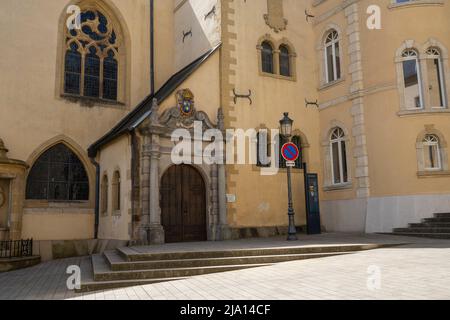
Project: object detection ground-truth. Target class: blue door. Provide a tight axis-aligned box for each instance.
[305,174,322,235]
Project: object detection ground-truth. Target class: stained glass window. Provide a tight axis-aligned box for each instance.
[84,46,100,98]
[64,43,81,94]
[103,50,118,101]
[26,144,89,201]
[63,9,121,101]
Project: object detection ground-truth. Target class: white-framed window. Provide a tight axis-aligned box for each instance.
[423,135,442,171]
[330,128,348,185]
[324,30,341,83]
[426,48,447,108]
[401,49,424,109]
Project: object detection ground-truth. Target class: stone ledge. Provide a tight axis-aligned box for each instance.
[318,78,346,91]
[323,182,353,192]
[388,0,444,10]
[397,109,450,117]
[0,256,41,273]
[417,171,450,178]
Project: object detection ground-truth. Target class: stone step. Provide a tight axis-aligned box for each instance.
[116,244,383,262]
[394,227,450,234]
[77,256,186,293]
[410,222,450,228]
[391,232,450,239]
[92,254,272,282]
[104,250,350,271]
[424,217,450,223]
[77,277,187,293]
[434,213,450,219]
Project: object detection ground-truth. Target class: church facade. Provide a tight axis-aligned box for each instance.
[1,0,450,253]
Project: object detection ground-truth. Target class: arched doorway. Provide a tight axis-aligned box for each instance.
[160,165,207,243]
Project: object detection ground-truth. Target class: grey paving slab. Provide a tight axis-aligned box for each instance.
[0,234,448,300]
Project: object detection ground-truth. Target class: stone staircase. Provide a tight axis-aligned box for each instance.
[393,212,450,239]
[78,243,394,293]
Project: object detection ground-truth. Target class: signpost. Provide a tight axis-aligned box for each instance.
[281,142,300,241]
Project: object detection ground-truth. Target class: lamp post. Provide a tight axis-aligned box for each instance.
[280,112,298,241]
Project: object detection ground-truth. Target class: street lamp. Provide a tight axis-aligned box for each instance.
[279,112,298,241]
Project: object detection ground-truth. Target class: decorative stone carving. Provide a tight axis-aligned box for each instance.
[0,139,8,159]
[158,90,217,131]
[264,0,287,33]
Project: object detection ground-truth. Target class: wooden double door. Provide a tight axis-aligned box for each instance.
[160,165,207,243]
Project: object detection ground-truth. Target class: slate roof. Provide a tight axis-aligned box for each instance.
[88,43,221,157]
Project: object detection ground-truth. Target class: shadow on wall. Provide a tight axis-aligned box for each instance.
[33,239,129,262]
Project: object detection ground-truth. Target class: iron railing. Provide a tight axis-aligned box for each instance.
[0,239,33,259]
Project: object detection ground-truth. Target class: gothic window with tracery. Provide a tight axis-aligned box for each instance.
[26,144,89,201]
[64,9,121,101]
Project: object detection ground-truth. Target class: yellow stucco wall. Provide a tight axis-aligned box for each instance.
[98,135,132,241]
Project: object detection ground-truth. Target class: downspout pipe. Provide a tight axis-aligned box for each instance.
[90,158,100,239]
[150,0,155,95]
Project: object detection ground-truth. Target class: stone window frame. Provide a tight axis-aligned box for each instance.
[416,126,450,177]
[56,0,131,108]
[256,34,297,81]
[100,173,109,216]
[112,169,121,215]
[24,135,96,209]
[322,122,353,191]
[396,39,450,116]
[317,24,345,89]
[253,126,310,172]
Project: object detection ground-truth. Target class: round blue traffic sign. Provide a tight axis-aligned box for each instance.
[281,143,300,162]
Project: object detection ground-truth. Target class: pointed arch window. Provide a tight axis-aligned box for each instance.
[330,128,348,185]
[324,30,341,83]
[26,144,89,201]
[261,41,274,74]
[402,49,424,109]
[426,48,447,108]
[63,9,122,102]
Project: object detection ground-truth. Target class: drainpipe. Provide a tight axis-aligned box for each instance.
[130,131,137,242]
[150,0,155,95]
[90,158,100,239]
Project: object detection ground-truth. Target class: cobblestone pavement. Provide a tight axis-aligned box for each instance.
[0,235,449,300]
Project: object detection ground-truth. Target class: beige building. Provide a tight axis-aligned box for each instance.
[1,0,449,255]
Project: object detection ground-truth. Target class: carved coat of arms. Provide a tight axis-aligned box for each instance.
[177,89,195,117]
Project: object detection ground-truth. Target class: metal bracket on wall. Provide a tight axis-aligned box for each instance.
[305,99,319,109]
[182,29,192,43]
[305,10,315,22]
[204,6,216,20]
[233,89,253,105]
